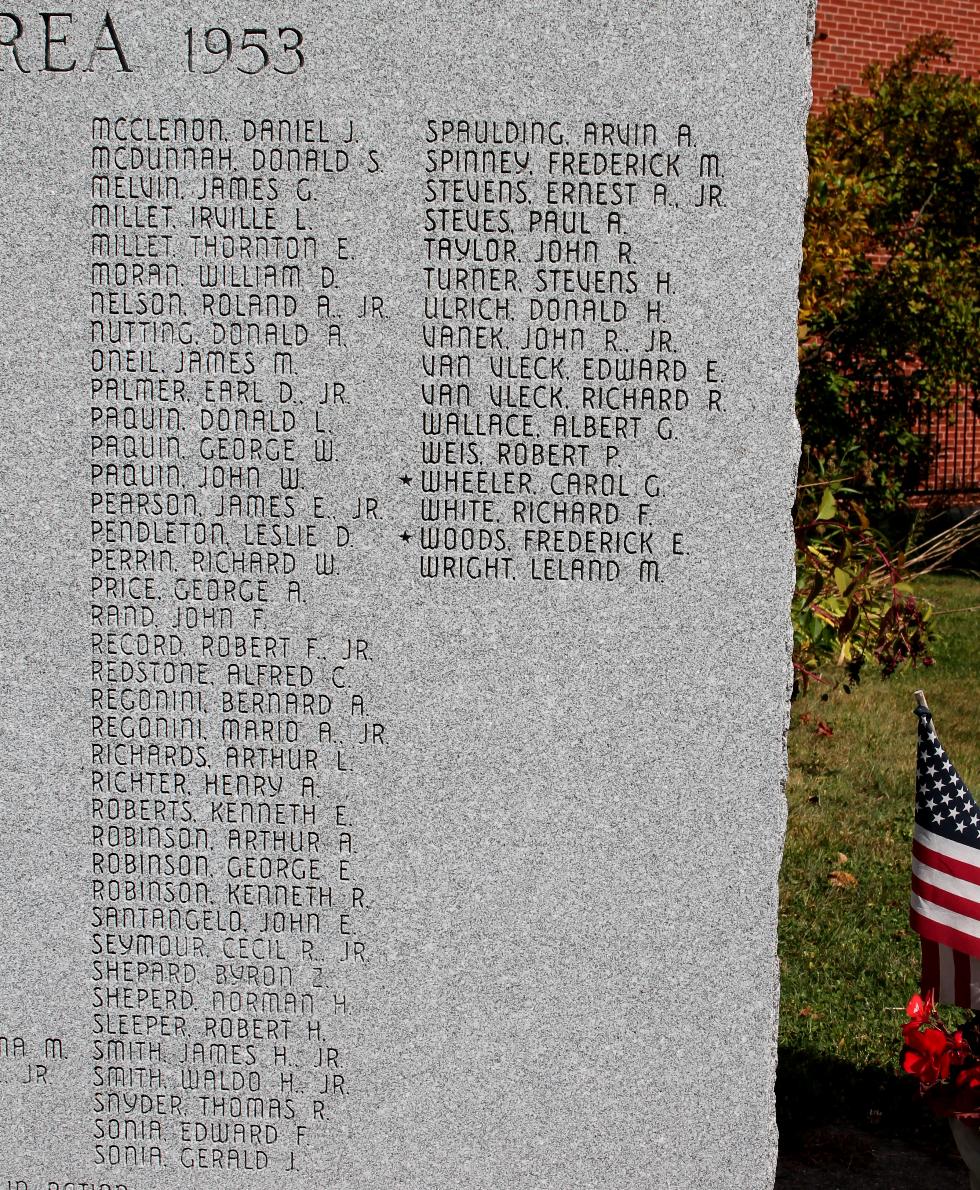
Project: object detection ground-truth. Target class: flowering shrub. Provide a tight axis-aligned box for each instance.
[901,991,980,1118]
[800,36,980,515]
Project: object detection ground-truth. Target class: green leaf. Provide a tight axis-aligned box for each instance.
[817,488,837,521]
[834,567,854,595]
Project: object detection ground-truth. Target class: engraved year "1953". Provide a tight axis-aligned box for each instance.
[185,26,304,74]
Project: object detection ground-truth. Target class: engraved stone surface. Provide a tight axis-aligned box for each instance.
[0,3,808,1186]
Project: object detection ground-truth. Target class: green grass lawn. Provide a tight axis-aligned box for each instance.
[779,572,980,1143]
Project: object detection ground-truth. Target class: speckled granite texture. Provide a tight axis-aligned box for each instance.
[0,3,807,1186]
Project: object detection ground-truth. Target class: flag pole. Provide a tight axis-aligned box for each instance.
[914,689,929,711]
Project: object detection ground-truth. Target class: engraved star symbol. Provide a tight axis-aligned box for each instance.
[399,474,413,485]
[400,531,412,543]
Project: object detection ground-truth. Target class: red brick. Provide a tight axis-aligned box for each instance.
[812,0,980,109]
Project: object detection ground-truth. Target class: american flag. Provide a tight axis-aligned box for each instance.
[911,702,980,1008]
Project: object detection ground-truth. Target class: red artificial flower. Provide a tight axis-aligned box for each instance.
[902,1026,959,1086]
[954,1064,980,1094]
[949,1033,972,1073]
[906,991,935,1028]
[900,988,980,1117]
[928,1061,980,1119]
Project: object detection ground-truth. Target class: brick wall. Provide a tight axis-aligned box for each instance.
[811,0,980,111]
[810,0,980,506]
[912,389,980,505]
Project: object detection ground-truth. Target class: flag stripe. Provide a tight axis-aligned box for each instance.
[911,718,980,1008]
[955,948,971,1006]
[924,943,980,1009]
[911,872,980,924]
[914,836,980,888]
[922,938,940,999]
[941,944,957,1003]
[943,946,957,1004]
[914,825,980,870]
[912,855,980,906]
[911,906,980,961]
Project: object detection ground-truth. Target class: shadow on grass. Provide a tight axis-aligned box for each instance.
[777,1045,954,1158]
